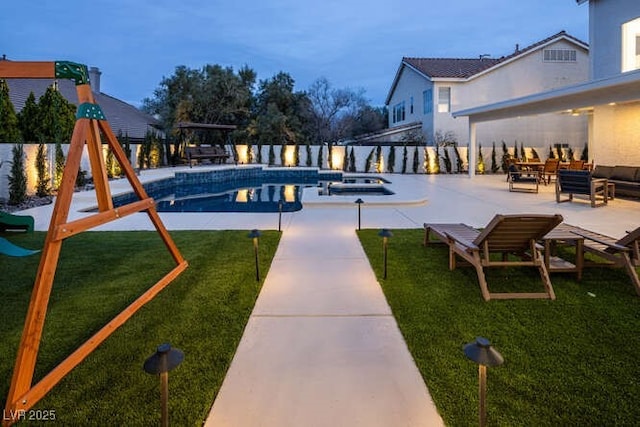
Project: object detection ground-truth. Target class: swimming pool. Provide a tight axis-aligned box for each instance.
[103,167,394,213]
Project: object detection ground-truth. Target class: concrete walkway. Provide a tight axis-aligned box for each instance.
[204,206,444,426]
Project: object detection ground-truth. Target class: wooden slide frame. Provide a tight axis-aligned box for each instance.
[1,61,188,426]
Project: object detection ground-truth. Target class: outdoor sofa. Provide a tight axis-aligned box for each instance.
[591,165,640,198]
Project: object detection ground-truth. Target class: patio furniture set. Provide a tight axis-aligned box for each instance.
[508,160,640,208]
[424,214,640,301]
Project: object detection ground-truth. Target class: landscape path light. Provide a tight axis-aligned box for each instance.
[463,337,504,427]
[355,198,364,231]
[378,228,393,279]
[248,229,262,281]
[143,343,184,427]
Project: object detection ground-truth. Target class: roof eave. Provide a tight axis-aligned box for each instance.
[453,70,640,122]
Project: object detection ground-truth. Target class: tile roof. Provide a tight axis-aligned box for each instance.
[4,77,160,142]
[403,31,588,79]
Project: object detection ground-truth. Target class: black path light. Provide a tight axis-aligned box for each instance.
[463,337,504,427]
[143,343,184,427]
[355,198,364,231]
[248,229,262,281]
[278,200,283,232]
[378,228,393,279]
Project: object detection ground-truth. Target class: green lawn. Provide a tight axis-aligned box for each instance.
[358,229,640,426]
[1,230,280,425]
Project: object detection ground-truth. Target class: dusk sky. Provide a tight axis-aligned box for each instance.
[2,1,589,108]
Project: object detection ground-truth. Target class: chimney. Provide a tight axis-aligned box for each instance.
[88,66,102,93]
[515,43,520,53]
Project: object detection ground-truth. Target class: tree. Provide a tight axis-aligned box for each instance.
[375,145,383,173]
[54,142,65,189]
[305,143,312,167]
[143,64,256,164]
[306,77,374,143]
[501,141,510,173]
[401,146,408,174]
[251,72,310,149]
[387,146,395,173]
[414,147,420,174]
[477,144,485,174]
[365,148,374,173]
[580,143,589,161]
[36,85,76,144]
[316,144,323,169]
[35,143,50,197]
[17,92,39,143]
[491,142,499,173]
[0,79,21,143]
[348,147,356,172]
[8,144,27,205]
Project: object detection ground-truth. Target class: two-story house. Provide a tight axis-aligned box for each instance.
[385,31,589,147]
[455,0,640,174]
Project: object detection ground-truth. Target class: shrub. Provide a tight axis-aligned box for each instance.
[501,141,509,173]
[268,143,275,166]
[54,141,65,189]
[294,144,300,166]
[316,144,323,169]
[580,142,589,161]
[491,142,499,173]
[365,148,374,173]
[443,147,452,173]
[8,143,27,205]
[401,146,408,174]
[305,143,312,166]
[453,145,463,173]
[422,147,430,174]
[375,145,382,173]
[257,143,263,164]
[348,147,356,172]
[35,143,51,197]
[387,146,395,173]
[433,146,441,174]
[477,144,485,174]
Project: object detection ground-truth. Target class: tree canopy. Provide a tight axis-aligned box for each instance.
[0,79,21,143]
[142,64,387,152]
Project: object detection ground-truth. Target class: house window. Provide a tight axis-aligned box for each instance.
[423,89,433,114]
[437,87,450,113]
[622,17,640,72]
[543,49,577,62]
[392,101,405,123]
[410,96,414,114]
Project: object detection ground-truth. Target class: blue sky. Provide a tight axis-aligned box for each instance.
[1,1,589,107]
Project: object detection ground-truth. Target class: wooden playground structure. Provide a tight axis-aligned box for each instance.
[0,61,188,426]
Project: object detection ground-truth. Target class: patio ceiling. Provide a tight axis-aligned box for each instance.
[453,69,640,122]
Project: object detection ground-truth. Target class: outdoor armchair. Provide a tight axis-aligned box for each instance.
[555,169,607,207]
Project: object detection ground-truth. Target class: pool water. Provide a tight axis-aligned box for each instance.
[155,183,304,213]
[101,168,393,213]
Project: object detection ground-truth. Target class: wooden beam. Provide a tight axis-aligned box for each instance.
[52,198,155,241]
[0,61,55,79]
[6,261,188,416]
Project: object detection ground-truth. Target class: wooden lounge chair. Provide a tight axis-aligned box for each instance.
[0,237,40,257]
[0,211,35,233]
[556,169,608,207]
[423,214,563,301]
[557,224,640,296]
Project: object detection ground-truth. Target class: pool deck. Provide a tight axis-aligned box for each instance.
[16,165,639,426]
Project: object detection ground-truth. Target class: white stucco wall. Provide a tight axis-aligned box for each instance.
[388,38,589,147]
[590,103,640,166]
[438,39,589,146]
[589,0,640,79]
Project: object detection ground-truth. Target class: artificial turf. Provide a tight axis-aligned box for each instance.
[358,228,640,426]
[1,230,280,425]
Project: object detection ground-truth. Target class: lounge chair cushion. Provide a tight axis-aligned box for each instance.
[610,166,639,182]
[591,165,614,179]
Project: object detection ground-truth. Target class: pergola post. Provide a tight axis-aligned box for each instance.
[468,120,477,178]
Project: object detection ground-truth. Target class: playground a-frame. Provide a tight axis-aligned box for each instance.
[0,61,188,426]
